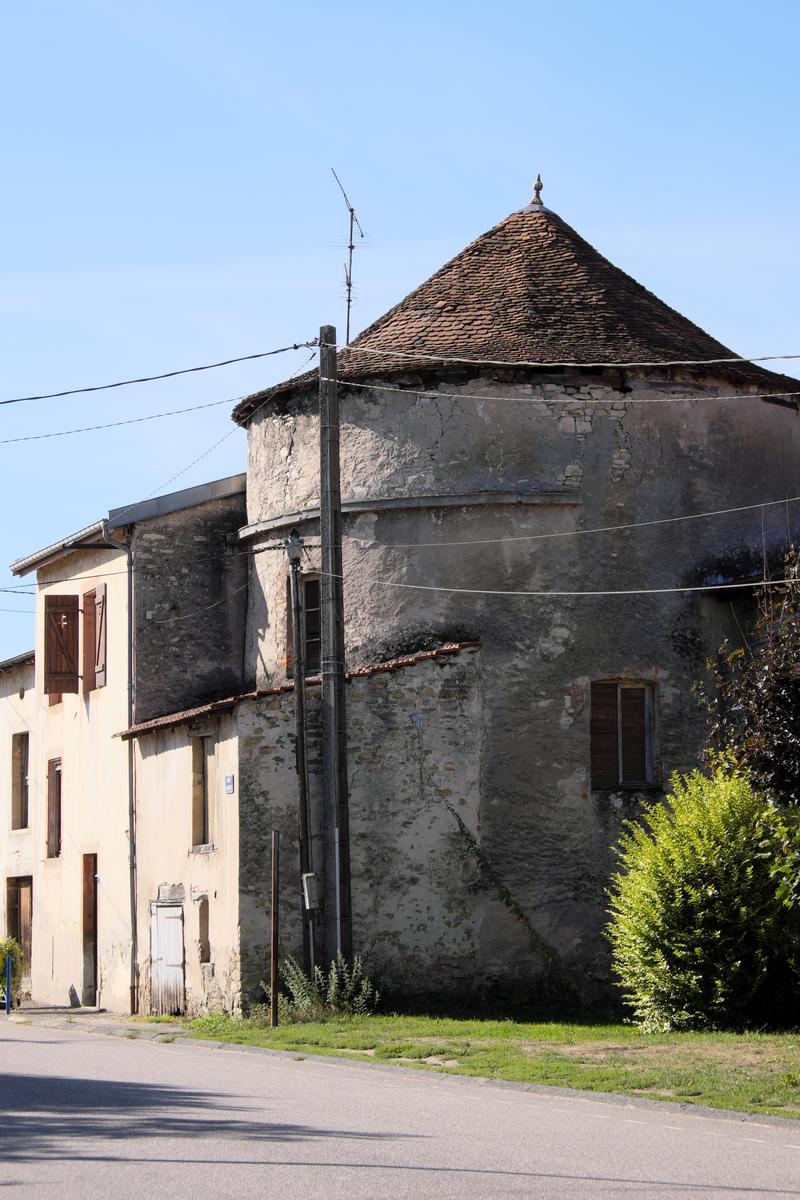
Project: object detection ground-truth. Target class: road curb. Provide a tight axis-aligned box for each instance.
[10,1011,795,1131]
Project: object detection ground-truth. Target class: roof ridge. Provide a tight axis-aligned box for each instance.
[233,203,798,423]
[118,640,481,739]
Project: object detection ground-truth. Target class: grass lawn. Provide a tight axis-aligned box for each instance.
[186,1012,800,1119]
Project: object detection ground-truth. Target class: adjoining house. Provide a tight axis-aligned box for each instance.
[2,475,246,1013]
[0,651,36,999]
[5,185,799,1015]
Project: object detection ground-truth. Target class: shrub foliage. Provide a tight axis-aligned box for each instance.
[261,953,381,1023]
[0,938,23,1008]
[696,552,800,805]
[607,768,800,1031]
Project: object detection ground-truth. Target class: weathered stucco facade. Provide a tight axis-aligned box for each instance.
[5,475,247,1013]
[7,190,798,1016]
[233,193,800,1003]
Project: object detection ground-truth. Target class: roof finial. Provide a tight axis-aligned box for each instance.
[531,174,543,207]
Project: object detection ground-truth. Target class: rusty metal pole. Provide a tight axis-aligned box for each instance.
[270,830,280,1028]
[319,325,353,963]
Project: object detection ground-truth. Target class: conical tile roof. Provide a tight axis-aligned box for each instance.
[233,200,797,423]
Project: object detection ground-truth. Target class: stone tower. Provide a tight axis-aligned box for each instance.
[232,186,800,1002]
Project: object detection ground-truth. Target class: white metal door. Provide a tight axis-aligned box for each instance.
[150,903,185,1015]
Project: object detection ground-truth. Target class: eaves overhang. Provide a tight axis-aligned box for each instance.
[0,649,35,673]
[9,521,106,577]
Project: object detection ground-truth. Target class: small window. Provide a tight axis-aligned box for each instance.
[286,575,322,678]
[590,681,656,789]
[191,737,214,847]
[303,578,321,675]
[198,897,210,964]
[46,758,62,858]
[11,733,29,830]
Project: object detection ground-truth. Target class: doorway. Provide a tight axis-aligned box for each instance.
[150,903,185,1015]
[82,854,98,1006]
[6,877,32,996]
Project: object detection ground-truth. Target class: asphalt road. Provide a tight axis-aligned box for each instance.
[2,1020,800,1198]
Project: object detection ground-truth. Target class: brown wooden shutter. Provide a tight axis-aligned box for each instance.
[620,686,648,784]
[44,595,79,694]
[82,589,96,695]
[591,681,619,788]
[94,584,107,688]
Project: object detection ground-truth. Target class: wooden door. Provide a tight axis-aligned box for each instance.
[150,904,185,1016]
[15,878,32,988]
[82,855,98,1006]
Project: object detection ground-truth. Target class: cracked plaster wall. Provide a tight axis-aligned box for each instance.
[243,371,800,999]
[236,650,482,1004]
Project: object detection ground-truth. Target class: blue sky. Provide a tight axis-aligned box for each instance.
[1,0,798,658]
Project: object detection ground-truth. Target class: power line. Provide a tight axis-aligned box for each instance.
[0,396,243,445]
[106,349,319,529]
[0,607,35,614]
[317,569,794,600]
[346,494,800,550]
[4,353,317,586]
[0,340,318,407]
[337,345,800,370]
[330,377,800,407]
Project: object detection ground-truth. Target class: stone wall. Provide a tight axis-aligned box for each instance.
[132,493,247,722]
[236,648,483,1005]
[241,370,800,1002]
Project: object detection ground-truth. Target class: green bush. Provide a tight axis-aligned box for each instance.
[0,938,23,1008]
[263,953,381,1023]
[607,767,800,1031]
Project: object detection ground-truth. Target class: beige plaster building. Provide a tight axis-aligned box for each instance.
[4,475,246,1013]
[0,651,36,998]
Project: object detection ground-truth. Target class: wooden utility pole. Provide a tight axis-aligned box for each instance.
[319,325,353,962]
[270,830,280,1027]
[286,530,314,975]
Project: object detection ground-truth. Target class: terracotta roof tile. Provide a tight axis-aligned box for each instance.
[233,205,796,423]
[117,641,480,739]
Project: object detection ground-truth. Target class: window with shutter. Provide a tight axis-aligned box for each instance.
[285,574,321,678]
[591,681,656,790]
[46,759,62,858]
[44,595,79,694]
[303,578,321,675]
[82,589,96,695]
[94,584,107,688]
[11,732,29,830]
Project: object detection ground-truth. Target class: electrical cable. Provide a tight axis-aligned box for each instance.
[4,480,795,589]
[330,378,800,407]
[0,396,244,445]
[316,570,794,600]
[346,495,800,549]
[1,340,318,407]
[4,353,319,592]
[105,349,319,529]
[336,345,800,371]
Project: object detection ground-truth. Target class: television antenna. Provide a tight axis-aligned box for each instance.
[331,168,365,345]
